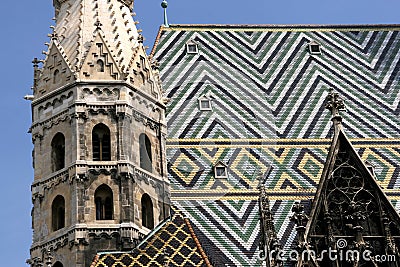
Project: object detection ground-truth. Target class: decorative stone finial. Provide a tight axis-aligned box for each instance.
[32,58,40,68]
[161,0,169,27]
[50,31,58,41]
[325,88,345,121]
[94,19,103,30]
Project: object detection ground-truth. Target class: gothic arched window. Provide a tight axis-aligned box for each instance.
[53,262,64,267]
[139,133,152,172]
[97,59,105,72]
[51,133,65,172]
[141,194,154,229]
[92,124,111,161]
[52,195,65,231]
[95,185,113,220]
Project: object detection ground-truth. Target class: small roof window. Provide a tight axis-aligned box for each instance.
[186,40,199,54]
[198,95,212,111]
[308,41,321,55]
[214,161,228,179]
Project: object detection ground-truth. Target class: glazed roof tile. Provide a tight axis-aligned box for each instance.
[152,25,400,266]
[91,212,211,267]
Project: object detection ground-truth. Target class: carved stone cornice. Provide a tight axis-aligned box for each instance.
[72,101,161,130]
[35,91,74,112]
[134,167,168,190]
[31,110,71,141]
[87,167,118,180]
[132,109,159,131]
[31,162,169,201]
[29,223,146,254]
[32,169,69,200]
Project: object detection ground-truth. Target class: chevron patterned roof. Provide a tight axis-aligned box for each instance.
[151,24,400,266]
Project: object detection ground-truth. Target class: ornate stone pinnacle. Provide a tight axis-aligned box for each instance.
[325,88,345,119]
[32,58,40,67]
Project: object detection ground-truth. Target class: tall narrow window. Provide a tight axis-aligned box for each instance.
[141,194,154,229]
[53,69,60,84]
[51,133,65,172]
[139,133,152,172]
[52,195,65,231]
[53,262,64,267]
[97,59,105,72]
[140,72,146,84]
[95,185,113,220]
[92,124,111,161]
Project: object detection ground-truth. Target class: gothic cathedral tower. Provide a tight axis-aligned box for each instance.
[27,0,169,266]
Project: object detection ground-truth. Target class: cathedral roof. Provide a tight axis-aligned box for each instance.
[152,24,400,266]
[90,212,211,267]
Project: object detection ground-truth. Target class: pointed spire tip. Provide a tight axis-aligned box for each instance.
[325,88,346,123]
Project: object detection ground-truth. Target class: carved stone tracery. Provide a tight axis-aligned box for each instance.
[310,139,400,266]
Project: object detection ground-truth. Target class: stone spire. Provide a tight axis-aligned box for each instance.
[51,0,139,74]
[34,0,162,100]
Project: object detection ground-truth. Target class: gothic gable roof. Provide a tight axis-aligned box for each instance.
[295,92,400,265]
[36,39,75,97]
[306,131,400,241]
[80,32,122,80]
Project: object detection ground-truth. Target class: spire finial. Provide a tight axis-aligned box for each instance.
[50,25,58,41]
[325,88,345,123]
[161,0,169,27]
[94,18,103,30]
[32,58,40,68]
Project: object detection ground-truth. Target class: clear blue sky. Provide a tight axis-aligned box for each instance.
[0,0,399,266]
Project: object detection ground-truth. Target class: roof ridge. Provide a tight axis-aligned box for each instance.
[167,23,400,28]
[150,25,166,58]
[135,215,171,249]
[184,218,213,267]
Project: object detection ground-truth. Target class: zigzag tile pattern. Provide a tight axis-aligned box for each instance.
[153,25,400,266]
[167,141,400,191]
[155,26,400,139]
